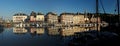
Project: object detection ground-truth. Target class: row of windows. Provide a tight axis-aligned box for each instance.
[14,17,26,18]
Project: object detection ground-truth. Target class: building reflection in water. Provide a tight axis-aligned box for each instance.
[60,27,86,36]
[0,27,4,34]
[47,27,60,36]
[47,26,100,36]
[13,26,100,37]
[13,27,44,36]
[13,27,27,34]
[60,26,100,36]
[30,27,44,35]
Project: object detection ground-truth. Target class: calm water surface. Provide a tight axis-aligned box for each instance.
[0,26,119,46]
[0,27,71,46]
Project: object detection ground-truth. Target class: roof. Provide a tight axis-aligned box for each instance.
[37,12,44,15]
[75,12,84,15]
[60,12,75,15]
[13,13,28,16]
[46,12,57,16]
[30,11,36,16]
[60,12,85,16]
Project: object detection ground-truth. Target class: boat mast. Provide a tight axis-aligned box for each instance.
[96,0,99,15]
[96,0,99,31]
[117,0,119,23]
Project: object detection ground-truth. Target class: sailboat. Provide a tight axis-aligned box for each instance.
[68,0,120,46]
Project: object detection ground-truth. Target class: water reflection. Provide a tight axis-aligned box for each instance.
[60,27,85,36]
[13,26,100,37]
[13,27,45,36]
[47,27,60,36]
[60,26,100,36]
[0,26,4,34]
[13,27,27,34]
[1,25,119,46]
[30,28,44,35]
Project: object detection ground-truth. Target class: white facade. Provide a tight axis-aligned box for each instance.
[36,15,44,22]
[13,13,27,23]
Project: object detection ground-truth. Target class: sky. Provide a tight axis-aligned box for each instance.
[0,0,119,20]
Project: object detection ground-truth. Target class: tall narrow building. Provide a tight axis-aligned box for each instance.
[30,11,36,22]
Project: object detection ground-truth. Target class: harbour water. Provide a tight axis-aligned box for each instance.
[0,27,66,46]
[0,25,119,46]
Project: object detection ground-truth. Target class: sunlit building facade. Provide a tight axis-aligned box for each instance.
[60,13,74,24]
[46,12,58,24]
[36,13,44,22]
[73,13,85,24]
[13,13,28,23]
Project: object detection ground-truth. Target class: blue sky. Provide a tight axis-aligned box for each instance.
[0,0,119,20]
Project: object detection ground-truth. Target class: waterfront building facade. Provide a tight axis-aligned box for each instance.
[13,11,101,25]
[46,12,58,24]
[30,11,36,22]
[13,13,28,23]
[73,13,85,24]
[36,13,44,23]
[60,13,74,24]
